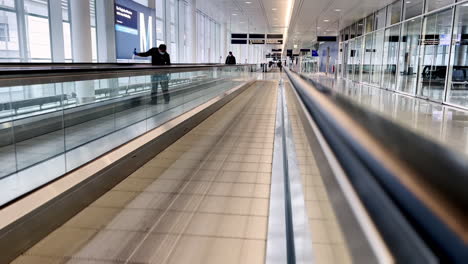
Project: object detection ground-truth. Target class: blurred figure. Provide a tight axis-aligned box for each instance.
[277,61,283,72]
[134,44,171,104]
[225,51,236,65]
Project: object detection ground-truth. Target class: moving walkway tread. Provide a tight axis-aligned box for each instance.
[12,80,277,264]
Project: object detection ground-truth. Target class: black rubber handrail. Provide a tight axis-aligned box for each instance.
[285,68,468,263]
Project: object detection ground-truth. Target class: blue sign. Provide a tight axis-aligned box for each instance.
[115,0,156,60]
[312,50,319,57]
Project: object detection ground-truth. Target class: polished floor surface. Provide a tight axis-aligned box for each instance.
[13,80,277,264]
[307,74,468,157]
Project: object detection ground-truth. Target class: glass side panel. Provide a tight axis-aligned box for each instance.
[383,25,401,90]
[397,18,422,94]
[417,9,453,101]
[0,66,255,206]
[356,19,364,37]
[348,40,355,79]
[447,4,468,107]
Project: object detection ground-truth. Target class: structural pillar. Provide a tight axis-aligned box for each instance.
[70,0,94,103]
[96,0,117,62]
[48,0,65,62]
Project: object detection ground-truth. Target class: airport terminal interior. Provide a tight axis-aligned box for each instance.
[0,0,467,263]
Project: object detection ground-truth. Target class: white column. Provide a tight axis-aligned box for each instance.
[48,0,65,62]
[96,0,116,62]
[70,0,93,62]
[190,0,197,62]
[70,0,94,103]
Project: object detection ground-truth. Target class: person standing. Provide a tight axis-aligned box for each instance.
[277,61,283,72]
[134,44,171,104]
[225,51,236,65]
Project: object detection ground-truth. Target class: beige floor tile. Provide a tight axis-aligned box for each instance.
[199,196,251,215]
[312,244,335,264]
[113,178,155,192]
[309,220,331,244]
[92,190,139,208]
[27,227,98,258]
[64,207,120,230]
[218,171,257,184]
[245,216,268,239]
[186,213,248,238]
[239,239,266,264]
[249,198,269,216]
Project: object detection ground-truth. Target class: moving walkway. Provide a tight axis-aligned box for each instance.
[0,64,466,263]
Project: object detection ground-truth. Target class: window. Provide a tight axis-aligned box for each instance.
[356,19,364,37]
[0,10,19,61]
[0,0,14,9]
[0,23,9,42]
[404,0,424,19]
[387,0,402,26]
[90,0,97,61]
[397,18,422,94]
[61,0,72,61]
[375,7,387,30]
[447,4,468,107]
[417,9,453,101]
[366,14,374,33]
[382,25,400,89]
[426,0,454,12]
[372,30,385,85]
[24,0,51,61]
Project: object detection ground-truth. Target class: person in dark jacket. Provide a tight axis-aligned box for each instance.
[277,61,283,72]
[134,44,171,104]
[225,52,236,65]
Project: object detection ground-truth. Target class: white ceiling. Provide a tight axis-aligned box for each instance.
[198,0,396,51]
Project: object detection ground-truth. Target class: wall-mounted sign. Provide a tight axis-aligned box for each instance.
[249,39,265,44]
[115,0,156,60]
[300,49,311,52]
[312,50,319,57]
[272,49,282,52]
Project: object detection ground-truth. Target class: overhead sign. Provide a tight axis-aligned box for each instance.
[300,49,311,52]
[115,0,156,60]
[272,48,282,52]
[312,50,319,57]
[317,36,337,42]
[287,49,293,57]
[249,34,265,39]
[267,34,283,39]
[249,39,265,44]
[231,39,247,44]
[232,33,248,38]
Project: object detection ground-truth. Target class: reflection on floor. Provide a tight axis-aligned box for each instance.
[306,74,468,157]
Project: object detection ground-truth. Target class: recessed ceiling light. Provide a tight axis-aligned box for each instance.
[317,27,321,29]
[272,8,277,11]
[323,19,329,22]
[232,13,237,15]
[245,1,252,3]
[334,9,341,12]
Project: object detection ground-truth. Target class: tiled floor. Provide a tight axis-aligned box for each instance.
[284,80,353,264]
[13,80,277,264]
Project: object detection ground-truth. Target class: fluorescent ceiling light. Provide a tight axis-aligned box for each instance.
[334,9,341,12]
[323,19,329,22]
[245,1,252,3]
[232,13,237,15]
[272,8,277,11]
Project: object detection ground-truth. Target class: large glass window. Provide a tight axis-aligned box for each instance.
[0,9,20,61]
[0,0,14,9]
[90,0,97,62]
[426,0,454,12]
[404,0,424,19]
[382,25,400,89]
[366,14,374,33]
[397,18,422,94]
[387,0,402,26]
[363,34,374,83]
[350,23,356,39]
[356,19,364,37]
[24,0,51,61]
[347,40,355,79]
[372,30,385,85]
[375,7,387,30]
[61,0,71,61]
[354,37,363,81]
[417,9,453,101]
[447,4,468,106]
